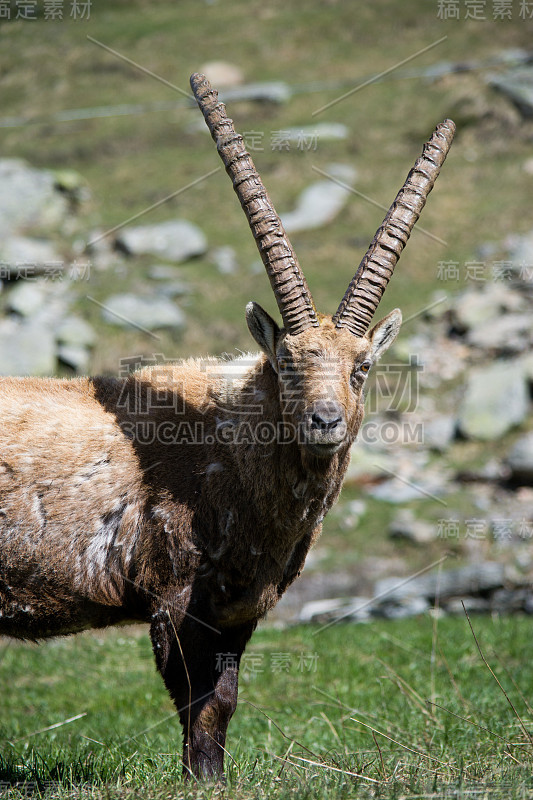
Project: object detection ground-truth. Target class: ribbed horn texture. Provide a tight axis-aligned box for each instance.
[333,119,455,337]
[190,73,319,336]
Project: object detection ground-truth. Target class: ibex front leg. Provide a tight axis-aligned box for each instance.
[150,605,253,780]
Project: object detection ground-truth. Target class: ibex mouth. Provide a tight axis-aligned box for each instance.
[306,441,345,458]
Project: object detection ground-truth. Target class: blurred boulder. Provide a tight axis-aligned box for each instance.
[55,316,96,347]
[423,415,456,452]
[220,82,291,104]
[101,293,186,331]
[281,164,356,233]
[507,432,533,485]
[211,245,238,275]
[57,344,90,372]
[374,562,505,604]
[466,312,533,355]
[0,236,63,277]
[280,123,349,143]
[457,361,529,440]
[0,158,69,238]
[155,281,191,298]
[490,66,533,119]
[7,278,70,319]
[198,61,244,88]
[116,220,207,263]
[0,316,56,376]
[388,509,438,544]
[451,283,526,333]
[368,474,446,504]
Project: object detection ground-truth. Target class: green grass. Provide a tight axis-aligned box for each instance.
[1,616,533,798]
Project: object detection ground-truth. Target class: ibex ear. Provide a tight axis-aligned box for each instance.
[368,308,402,361]
[246,301,281,371]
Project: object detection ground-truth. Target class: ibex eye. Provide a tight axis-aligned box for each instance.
[360,361,371,374]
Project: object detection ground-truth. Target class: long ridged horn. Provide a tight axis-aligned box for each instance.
[190,73,319,336]
[333,119,455,337]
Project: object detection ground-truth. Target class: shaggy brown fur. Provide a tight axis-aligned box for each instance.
[0,308,400,778]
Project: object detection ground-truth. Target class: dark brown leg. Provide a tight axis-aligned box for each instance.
[150,607,254,780]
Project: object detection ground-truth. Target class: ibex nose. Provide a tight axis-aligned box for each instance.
[310,401,344,433]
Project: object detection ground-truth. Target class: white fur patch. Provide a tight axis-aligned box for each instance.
[206,462,224,477]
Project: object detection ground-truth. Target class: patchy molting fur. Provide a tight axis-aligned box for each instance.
[0,311,399,777]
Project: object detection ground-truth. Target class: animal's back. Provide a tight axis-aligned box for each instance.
[0,377,147,638]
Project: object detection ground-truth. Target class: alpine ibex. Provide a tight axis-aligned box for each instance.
[0,73,455,780]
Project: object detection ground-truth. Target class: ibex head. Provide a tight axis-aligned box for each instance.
[191,73,455,459]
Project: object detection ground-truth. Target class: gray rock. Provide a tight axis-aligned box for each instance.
[0,236,63,278]
[507,432,533,484]
[388,509,437,545]
[299,596,372,624]
[490,588,530,613]
[101,293,186,331]
[0,159,69,238]
[198,61,244,88]
[452,289,500,331]
[444,597,491,615]
[525,595,533,614]
[343,597,374,622]
[505,230,533,269]
[7,279,50,317]
[374,562,505,604]
[367,476,446,504]
[55,316,96,347]
[325,163,358,184]
[57,344,90,372]
[211,246,238,275]
[517,351,533,385]
[0,316,56,376]
[298,598,345,624]
[457,361,529,440]
[423,415,456,452]
[466,313,533,354]
[490,66,533,119]
[375,596,430,620]
[155,281,191,298]
[7,278,69,319]
[338,499,367,530]
[281,165,356,233]
[116,220,207,263]
[451,283,526,332]
[457,458,511,484]
[219,82,291,104]
[280,123,349,143]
